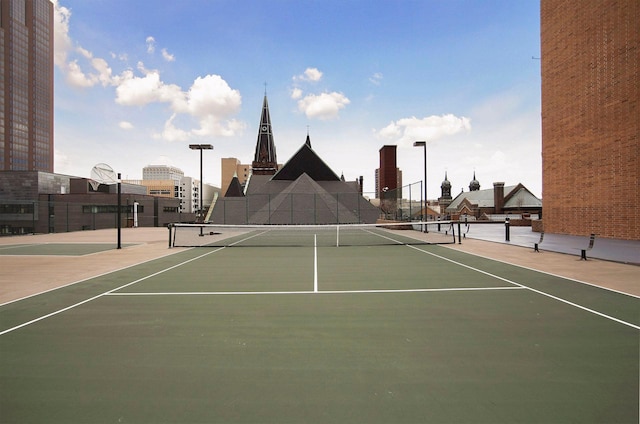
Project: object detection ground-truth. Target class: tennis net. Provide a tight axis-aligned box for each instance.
[169,221,461,248]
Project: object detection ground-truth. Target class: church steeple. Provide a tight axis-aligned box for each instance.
[469,171,480,191]
[252,94,278,175]
[441,171,452,200]
[305,126,312,148]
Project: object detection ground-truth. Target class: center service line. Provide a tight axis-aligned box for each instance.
[314,234,318,293]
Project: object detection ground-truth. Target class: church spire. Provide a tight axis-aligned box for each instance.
[469,171,480,191]
[252,94,278,175]
[305,126,312,148]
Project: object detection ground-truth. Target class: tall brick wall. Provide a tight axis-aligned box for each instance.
[541,0,639,240]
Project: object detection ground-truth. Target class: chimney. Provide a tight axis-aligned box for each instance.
[358,176,363,195]
[493,182,505,214]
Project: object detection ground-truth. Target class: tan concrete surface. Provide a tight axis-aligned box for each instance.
[0,228,638,305]
[0,228,184,304]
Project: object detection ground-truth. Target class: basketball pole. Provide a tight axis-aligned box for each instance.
[117,173,122,249]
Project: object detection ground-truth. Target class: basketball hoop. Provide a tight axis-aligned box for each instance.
[88,179,101,191]
[90,163,119,189]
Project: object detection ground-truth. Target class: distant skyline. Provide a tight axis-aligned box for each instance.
[53,0,541,198]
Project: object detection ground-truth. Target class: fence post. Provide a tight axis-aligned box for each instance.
[505,218,510,242]
[32,201,37,234]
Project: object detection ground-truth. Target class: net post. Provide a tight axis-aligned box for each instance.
[168,223,173,248]
[336,224,340,247]
[457,221,462,244]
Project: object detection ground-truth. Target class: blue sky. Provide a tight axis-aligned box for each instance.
[53,0,541,198]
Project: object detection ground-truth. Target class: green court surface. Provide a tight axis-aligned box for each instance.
[0,243,136,256]
[1,238,638,423]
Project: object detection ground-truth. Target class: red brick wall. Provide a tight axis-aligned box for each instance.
[541,0,639,240]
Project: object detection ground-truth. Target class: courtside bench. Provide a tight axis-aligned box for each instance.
[579,233,597,260]
[534,232,544,252]
[534,232,597,260]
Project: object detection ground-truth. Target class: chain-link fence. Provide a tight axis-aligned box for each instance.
[209,181,427,225]
[374,181,427,221]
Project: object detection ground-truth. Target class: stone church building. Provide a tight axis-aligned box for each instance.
[210,96,379,225]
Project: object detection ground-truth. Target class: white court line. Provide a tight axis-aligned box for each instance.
[357,229,639,331]
[0,243,40,251]
[0,247,185,307]
[3,230,637,334]
[405,244,640,331]
[0,247,227,336]
[314,234,318,293]
[441,245,640,299]
[106,286,524,296]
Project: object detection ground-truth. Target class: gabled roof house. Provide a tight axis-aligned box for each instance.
[445,181,541,218]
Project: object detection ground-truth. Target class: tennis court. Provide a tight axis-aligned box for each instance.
[1,226,638,423]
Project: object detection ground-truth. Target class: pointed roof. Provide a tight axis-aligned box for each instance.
[224,173,244,197]
[272,139,340,181]
[252,95,278,174]
[441,171,451,188]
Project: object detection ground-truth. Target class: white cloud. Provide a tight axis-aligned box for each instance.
[192,117,246,138]
[119,121,134,130]
[53,3,244,141]
[295,67,323,82]
[161,48,175,62]
[53,0,73,68]
[185,75,241,118]
[291,87,303,100]
[155,114,190,142]
[297,92,350,120]
[183,75,244,137]
[115,70,185,108]
[146,36,156,54]
[376,114,471,146]
[369,72,383,85]
[65,60,96,87]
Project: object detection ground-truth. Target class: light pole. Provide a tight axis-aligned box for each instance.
[413,141,427,231]
[189,144,213,223]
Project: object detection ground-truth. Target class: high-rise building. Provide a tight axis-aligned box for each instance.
[142,164,184,185]
[1,0,54,172]
[541,0,638,240]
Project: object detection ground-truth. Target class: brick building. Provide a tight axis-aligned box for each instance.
[0,171,186,234]
[1,0,54,172]
[540,0,638,240]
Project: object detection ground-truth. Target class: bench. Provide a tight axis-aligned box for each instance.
[534,232,544,252]
[579,233,596,260]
